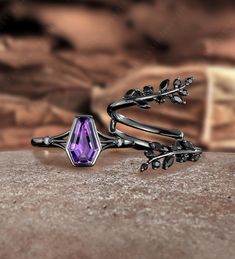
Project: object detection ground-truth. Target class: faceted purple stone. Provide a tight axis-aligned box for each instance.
[66,116,101,166]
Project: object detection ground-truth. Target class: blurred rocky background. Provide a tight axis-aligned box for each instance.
[0,0,234,150]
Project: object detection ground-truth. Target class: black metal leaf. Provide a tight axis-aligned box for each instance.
[174,140,182,150]
[173,78,181,88]
[149,142,162,150]
[135,100,150,109]
[191,154,200,161]
[144,150,155,158]
[140,162,148,172]
[172,95,185,104]
[124,89,141,99]
[162,155,174,169]
[179,140,194,150]
[179,89,188,96]
[143,85,154,95]
[186,77,193,85]
[160,145,169,152]
[124,89,135,98]
[152,160,161,170]
[159,79,169,92]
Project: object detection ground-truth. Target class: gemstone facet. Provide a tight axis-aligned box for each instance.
[66,116,101,166]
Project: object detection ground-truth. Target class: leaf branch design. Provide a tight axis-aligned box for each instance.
[123,76,202,172]
[110,76,202,172]
[140,140,202,172]
[124,77,193,108]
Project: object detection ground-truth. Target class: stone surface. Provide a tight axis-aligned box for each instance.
[0,150,234,259]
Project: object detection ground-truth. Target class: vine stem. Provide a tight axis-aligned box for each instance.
[147,147,201,165]
[133,81,189,103]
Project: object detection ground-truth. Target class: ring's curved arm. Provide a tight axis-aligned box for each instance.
[106,77,202,171]
[107,104,183,151]
[106,78,192,150]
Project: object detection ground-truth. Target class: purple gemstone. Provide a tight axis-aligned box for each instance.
[66,116,101,166]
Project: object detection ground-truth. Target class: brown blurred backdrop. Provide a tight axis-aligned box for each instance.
[0,0,234,150]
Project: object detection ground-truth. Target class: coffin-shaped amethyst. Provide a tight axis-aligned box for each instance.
[66,116,101,166]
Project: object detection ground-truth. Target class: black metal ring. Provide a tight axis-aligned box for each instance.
[31,77,202,171]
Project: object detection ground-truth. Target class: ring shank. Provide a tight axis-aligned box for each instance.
[107,99,184,150]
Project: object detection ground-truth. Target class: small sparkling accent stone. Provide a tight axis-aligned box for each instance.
[116,138,123,147]
[173,78,181,87]
[44,137,51,145]
[152,160,161,169]
[162,155,174,169]
[124,89,141,99]
[66,116,101,166]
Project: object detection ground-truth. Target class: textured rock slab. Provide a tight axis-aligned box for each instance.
[0,150,234,259]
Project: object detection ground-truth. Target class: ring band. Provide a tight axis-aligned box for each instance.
[31,77,202,172]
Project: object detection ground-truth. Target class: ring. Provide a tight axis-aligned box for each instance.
[31,76,202,172]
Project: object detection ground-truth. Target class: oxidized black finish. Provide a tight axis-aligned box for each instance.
[31,77,202,171]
